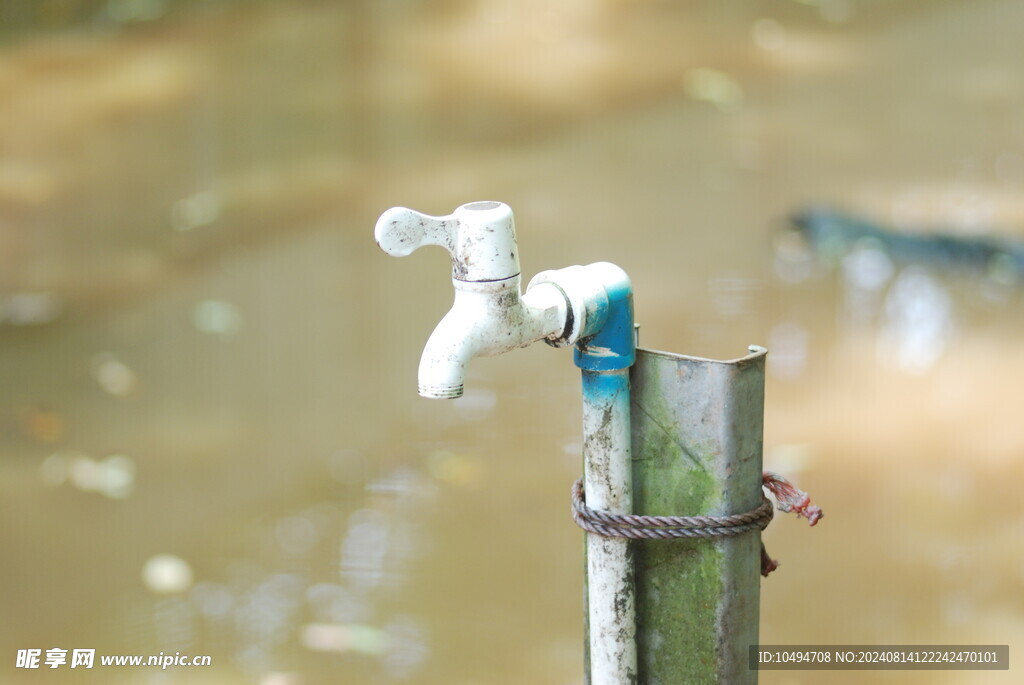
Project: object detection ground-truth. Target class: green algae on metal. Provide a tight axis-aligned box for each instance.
[629,346,766,684]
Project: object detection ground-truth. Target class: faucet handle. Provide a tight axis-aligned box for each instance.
[375,201,520,282]
[374,206,457,258]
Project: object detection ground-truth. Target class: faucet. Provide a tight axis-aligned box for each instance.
[374,201,624,398]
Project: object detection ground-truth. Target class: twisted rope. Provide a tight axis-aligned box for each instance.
[571,478,774,540]
[571,471,823,577]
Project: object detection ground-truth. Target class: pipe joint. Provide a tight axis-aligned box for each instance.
[530,263,635,371]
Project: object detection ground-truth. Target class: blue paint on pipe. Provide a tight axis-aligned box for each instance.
[574,263,636,372]
[581,368,631,403]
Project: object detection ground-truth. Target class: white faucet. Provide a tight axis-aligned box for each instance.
[375,201,626,398]
[375,201,571,398]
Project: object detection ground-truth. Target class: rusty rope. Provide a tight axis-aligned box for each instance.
[571,471,822,577]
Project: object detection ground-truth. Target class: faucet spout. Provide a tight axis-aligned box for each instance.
[417,276,568,399]
[417,315,477,399]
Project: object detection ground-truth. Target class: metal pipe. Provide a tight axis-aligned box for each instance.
[630,346,767,683]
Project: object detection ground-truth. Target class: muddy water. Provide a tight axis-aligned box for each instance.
[2,1,1023,683]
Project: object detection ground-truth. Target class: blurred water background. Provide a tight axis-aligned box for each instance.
[1,1,1023,683]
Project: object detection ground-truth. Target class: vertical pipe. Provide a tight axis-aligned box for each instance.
[582,369,637,685]
[574,263,637,685]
